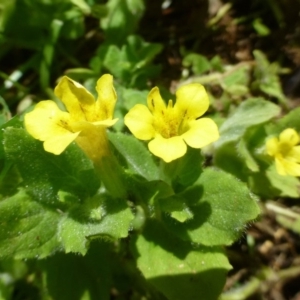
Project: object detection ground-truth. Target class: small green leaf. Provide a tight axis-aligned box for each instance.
[58,196,134,254]
[162,147,203,189]
[100,35,162,87]
[108,132,159,181]
[103,44,126,78]
[100,0,145,44]
[210,55,224,72]
[182,53,211,75]
[238,138,260,172]
[0,190,61,259]
[252,50,286,104]
[132,220,231,300]
[252,18,270,36]
[70,0,91,14]
[0,95,11,126]
[266,164,300,198]
[221,65,250,96]
[3,127,100,203]
[267,107,300,135]
[214,142,248,181]
[215,98,280,148]
[163,168,260,245]
[39,242,112,300]
[121,88,148,111]
[158,195,193,223]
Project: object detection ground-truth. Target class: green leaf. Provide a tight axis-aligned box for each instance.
[132,220,231,300]
[214,142,247,181]
[70,0,91,14]
[100,36,162,88]
[120,88,148,111]
[158,195,193,223]
[0,0,85,48]
[163,168,260,245]
[103,44,127,79]
[99,0,145,44]
[108,131,159,181]
[0,189,61,259]
[39,19,63,89]
[182,53,211,75]
[265,164,300,198]
[237,138,260,172]
[249,165,300,199]
[126,35,163,68]
[39,242,112,300]
[3,127,100,203]
[252,18,270,36]
[215,98,280,148]
[0,189,134,258]
[0,115,23,159]
[162,147,203,189]
[267,106,300,135]
[210,55,224,72]
[58,196,134,254]
[221,65,250,96]
[128,176,173,204]
[252,50,286,104]
[0,95,11,126]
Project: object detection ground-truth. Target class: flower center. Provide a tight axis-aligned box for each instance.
[279,142,293,157]
[153,103,188,139]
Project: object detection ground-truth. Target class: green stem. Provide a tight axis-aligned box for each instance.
[75,127,127,199]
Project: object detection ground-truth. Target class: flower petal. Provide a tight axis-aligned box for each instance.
[175,83,209,119]
[95,74,117,121]
[275,157,300,176]
[274,157,288,175]
[124,104,155,140]
[288,145,300,162]
[75,124,110,161]
[147,87,166,115]
[181,118,219,148]
[24,100,73,141]
[44,132,80,155]
[148,135,187,162]
[266,137,279,156]
[93,118,119,127]
[279,128,300,146]
[54,76,95,122]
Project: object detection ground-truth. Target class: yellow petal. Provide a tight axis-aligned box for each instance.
[274,157,288,175]
[92,118,119,127]
[44,131,80,155]
[266,137,279,156]
[75,125,110,161]
[148,135,187,162]
[147,87,166,115]
[288,145,300,162]
[279,128,300,147]
[24,100,73,141]
[276,157,300,176]
[124,104,155,140]
[181,118,219,148]
[175,83,209,120]
[54,76,95,122]
[95,74,117,121]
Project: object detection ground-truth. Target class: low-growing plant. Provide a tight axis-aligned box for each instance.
[0,74,260,300]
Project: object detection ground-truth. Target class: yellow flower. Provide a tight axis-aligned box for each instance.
[24,74,118,161]
[124,83,219,162]
[266,128,300,176]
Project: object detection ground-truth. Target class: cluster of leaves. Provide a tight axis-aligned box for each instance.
[0,0,299,299]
